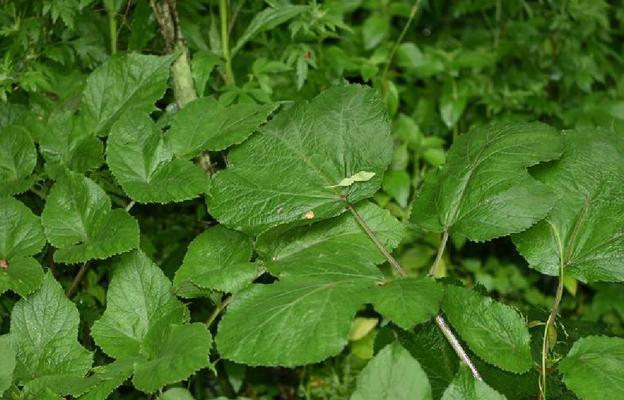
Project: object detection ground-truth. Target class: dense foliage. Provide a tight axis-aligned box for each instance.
[1,0,623,399]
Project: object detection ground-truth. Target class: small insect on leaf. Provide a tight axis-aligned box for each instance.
[326,171,376,188]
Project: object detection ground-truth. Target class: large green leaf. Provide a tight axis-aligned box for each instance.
[559,336,624,400]
[0,335,15,396]
[442,366,506,400]
[91,251,189,359]
[107,112,209,203]
[216,262,382,366]
[0,125,36,195]
[411,122,563,241]
[78,359,135,400]
[0,197,46,296]
[81,53,173,136]
[256,201,406,275]
[372,277,443,330]
[173,225,255,297]
[513,129,624,282]
[441,285,532,373]
[208,84,393,234]
[10,273,92,395]
[41,170,140,263]
[39,111,103,173]
[350,342,432,400]
[166,97,279,158]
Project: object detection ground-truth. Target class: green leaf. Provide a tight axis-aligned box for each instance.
[160,387,196,400]
[41,170,139,263]
[39,111,103,173]
[257,201,406,275]
[513,129,624,282]
[440,92,467,129]
[559,336,624,400]
[133,323,212,393]
[0,335,15,396]
[208,84,393,234]
[10,273,92,395]
[216,262,382,366]
[441,365,506,400]
[166,97,279,158]
[107,112,209,203]
[0,125,36,195]
[411,122,563,241]
[350,342,432,400]
[232,5,308,56]
[441,285,532,373]
[382,170,410,208]
[173,225,255,296]
[372,277,443,330]
[361,14,389,51]
[91,251,189,360]
[192,51,220,97]
[78,359,135,400]
[81,53,173,136]
[0,197,46,296]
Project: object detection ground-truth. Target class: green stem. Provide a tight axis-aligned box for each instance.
[220,0,235,85]
[206,296,231,327]
[381,0,422,83]
[66,262,89,298]
[428,230,448,277]
[105,0,117,54]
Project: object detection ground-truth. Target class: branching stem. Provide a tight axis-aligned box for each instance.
[347,203,481,381]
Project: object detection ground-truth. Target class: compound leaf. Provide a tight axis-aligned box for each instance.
[513,129,624,282]
[91,251,189,360]
[10,273,92,395]
[173,225,255,297]
[0,125,36,195]
[256,201,406,275]
[0,197,46,296]
[107,112,208,203]
[372,277,443,331]
[441,365,506,400]
[441,285,532,373]
[208,84,393,234]
[82,53,173,136]
[41,170,140,263]
[350,342,432,400]
[166,96,279,158]
[411,122,563,241]
[559,336,624,400]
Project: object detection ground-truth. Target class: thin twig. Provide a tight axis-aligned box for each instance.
[206,296,231,327]
[66,262,89,298]
[125,200,136,212]
[348,203,482,381]
[381,0,423,83]
[428,230,448,276]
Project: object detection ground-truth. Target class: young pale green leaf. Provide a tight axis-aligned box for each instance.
[372,277,443,330]
[41,170,140,263]
[441,365,506,400]
[208,84,393,234]
[166,97,279,158]
[350,342,432,400]
[39,111,103,173]
[132,323,212,393]
[327,171,376,188]
[216,262,382,366]
[257,201,406,275]
[173,225,255,296]
[78,358,135,400]
[107,112,209,203]
[10,273,92,394]
[411,122,563,241]
[513,129,624,282]
[232,5,308,56]
[0,125,36,195]
[0,197,46,296]
[91,251,189,360]
[441,286,532,373]
[0,335,15,396]
[559,336,624,400]
[81,53,173,136]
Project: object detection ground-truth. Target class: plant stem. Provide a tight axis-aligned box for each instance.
[381,0,422,83]
[105,0,117,54]
[348,203,482,381]
[206,296,231,327]
[219,0,235,85]
[125,200,136,212]
[66,262,89,298]
[428,230,448,276]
